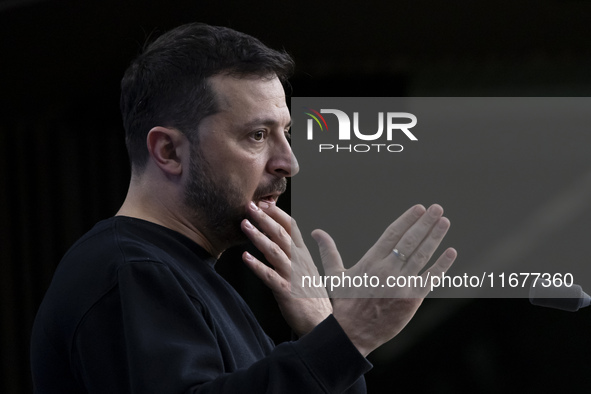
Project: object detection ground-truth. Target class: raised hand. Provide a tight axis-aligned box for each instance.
[241,201,332,337]
[312,204,457,357]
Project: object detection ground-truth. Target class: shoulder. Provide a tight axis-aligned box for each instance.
[62,216,212,270]
[50,216,211,308]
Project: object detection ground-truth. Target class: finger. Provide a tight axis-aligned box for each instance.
[242,251,289,294]
[363,204,426,259]
[257,201,290,229]
[311,229,344,276]
[392,204,444,259]
[401,216,451,274]
[421,248,457,284]
[247,202,291,253]
[241,218,291,276]
[258,202,306,247]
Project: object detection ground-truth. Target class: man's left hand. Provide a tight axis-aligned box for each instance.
[241,201,332,337]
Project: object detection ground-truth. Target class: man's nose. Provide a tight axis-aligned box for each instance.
[267,136,299,177]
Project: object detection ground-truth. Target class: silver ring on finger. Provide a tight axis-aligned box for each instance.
[392,248,408,262]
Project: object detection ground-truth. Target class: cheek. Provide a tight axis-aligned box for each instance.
[201,139,268,194]
[226,158,266,193]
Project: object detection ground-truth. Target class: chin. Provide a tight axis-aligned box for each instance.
[213,216,251,250]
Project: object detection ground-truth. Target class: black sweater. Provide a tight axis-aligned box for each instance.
[31,216,371,393]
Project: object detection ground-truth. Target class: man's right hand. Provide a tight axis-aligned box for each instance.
[312,204,457,357]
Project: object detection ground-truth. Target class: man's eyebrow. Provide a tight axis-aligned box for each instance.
[243,118,292,129]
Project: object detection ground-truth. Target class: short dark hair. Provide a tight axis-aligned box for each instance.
[120,23,294,173]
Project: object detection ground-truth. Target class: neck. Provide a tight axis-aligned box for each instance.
[116,177,224,258]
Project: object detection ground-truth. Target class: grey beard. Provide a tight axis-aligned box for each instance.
[184,152,249,249]
[184,145,288,251]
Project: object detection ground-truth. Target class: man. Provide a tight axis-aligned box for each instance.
[31,23,457,393]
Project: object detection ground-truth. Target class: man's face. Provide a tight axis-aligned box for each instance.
[184,74,298,248]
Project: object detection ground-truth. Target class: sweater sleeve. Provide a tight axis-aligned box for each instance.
[72,261,371,394]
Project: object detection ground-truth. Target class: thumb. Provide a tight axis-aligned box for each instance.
[311,229,344,275]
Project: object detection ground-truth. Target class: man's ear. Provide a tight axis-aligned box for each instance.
[146,126,187,176]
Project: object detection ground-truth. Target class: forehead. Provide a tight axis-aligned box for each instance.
[207,74,290,126]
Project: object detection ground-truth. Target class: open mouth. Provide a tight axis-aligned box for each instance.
[258,194,279,204]
[254,179,287,205]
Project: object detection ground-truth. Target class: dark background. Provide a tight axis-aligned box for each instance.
[2,0,591,393]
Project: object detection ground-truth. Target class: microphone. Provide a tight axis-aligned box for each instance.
[529,279,591,312]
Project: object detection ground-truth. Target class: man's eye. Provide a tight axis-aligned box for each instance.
[253,131,265,141]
